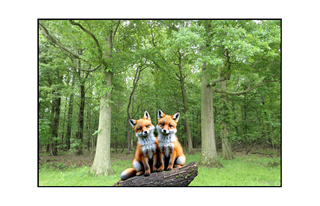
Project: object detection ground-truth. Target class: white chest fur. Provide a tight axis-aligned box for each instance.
[158,133,176,157]
[138,135,157,159]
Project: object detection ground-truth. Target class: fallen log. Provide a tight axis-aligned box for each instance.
[113,161,198,186]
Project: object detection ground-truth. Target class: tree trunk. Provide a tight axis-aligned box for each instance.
[178,52,193,154]
[114,100,119,153]
[89,70,115,175]
[86,109,93,152]
[126,122,131,154]
[199,65,222,168]
[49,93,55,156]
[130,91,135,150]
[220,80,234,160]
[50,94,61,156]
[113,162,198,186]
[185,117,193,154]
[76,82,85,155]
[65,75,75,151]
[244,93,248,153]
[61,97,67,150]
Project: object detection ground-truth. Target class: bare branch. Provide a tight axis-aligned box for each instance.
[80,64,101,72]
[69,20,103,60]
[208,76,231,87]
[175,72,181,80]
[39,22,81,60]
[151,31,157,47]
[252,54,266,68]
[113,20,121,42]
[183,74,187,80]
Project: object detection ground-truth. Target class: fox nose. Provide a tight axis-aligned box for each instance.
[143,130,149,135]
[162,129,169,134]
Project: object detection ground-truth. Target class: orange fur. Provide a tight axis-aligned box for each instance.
[120,111,160,180]
[156,109,186,171]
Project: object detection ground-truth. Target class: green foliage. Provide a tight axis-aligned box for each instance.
[39,20,281,160]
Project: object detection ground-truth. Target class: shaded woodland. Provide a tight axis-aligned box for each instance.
[39,20,281,175]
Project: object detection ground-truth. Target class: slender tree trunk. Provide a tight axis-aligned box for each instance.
[126,66,143,153]
[181,83,193,154]
[50,94,61,156]
[244,93,248,153]
[220,80,234,160]
[130,91,135,150]
[76,82,85,155]
[49,92,55,156]
[178,52,193,154]
[65,75,75,151]
[114,100,119,153]
[126,122,131,154]
[199,63,223,168]
[61,97,67,150]
[86,108,92,152]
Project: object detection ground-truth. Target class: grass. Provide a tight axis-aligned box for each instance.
[187,154,281,186]
[39,152,281,186]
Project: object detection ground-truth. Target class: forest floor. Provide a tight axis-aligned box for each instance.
[39,147,281,186]
[39,146,280,172]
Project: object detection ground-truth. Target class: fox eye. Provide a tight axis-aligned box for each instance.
[146,125,149,128]
[138,127,142,131]
[161,123,164,126]
[169,125,173,128]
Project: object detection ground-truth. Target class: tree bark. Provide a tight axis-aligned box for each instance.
[89,71,115,175]
[130,91,135,150]
[113,162,198,186]
[114,100,119,153]
[76,82,85,155]
[199,66,223,168]
[65,70,75,151]
[89,28,115,176]
[198,21,223,168]
[177,50,193,154]
[220,80,234,160]
[50,93,61,156]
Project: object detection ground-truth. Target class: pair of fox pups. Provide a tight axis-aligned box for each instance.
[120,109,186,180]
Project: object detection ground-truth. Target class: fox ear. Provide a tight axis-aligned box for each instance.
[172,112,180,123]
[157,109,165,119]
[129,119,136,128]
[143,111,150,120]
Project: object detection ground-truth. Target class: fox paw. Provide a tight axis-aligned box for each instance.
[165,168,172,171]
[144,172,150,176]
[173,165,177,168]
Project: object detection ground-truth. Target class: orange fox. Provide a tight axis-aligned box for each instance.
[156,109,186,171]
[120,111,160,180]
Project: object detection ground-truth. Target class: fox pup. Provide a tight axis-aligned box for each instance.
[120,111,160,180]
[156,109,186,171]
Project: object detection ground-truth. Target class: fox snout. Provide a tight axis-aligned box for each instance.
[161,129,169,134]
[143,130,150,135]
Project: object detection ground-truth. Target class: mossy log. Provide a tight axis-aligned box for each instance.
[113,162,198,186]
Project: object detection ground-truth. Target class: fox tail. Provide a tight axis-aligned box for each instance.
[120,168,136,180]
